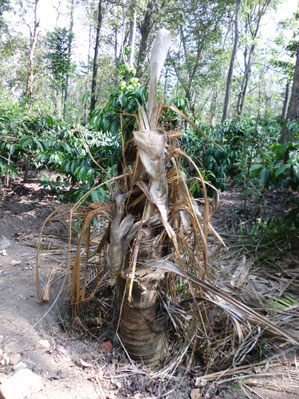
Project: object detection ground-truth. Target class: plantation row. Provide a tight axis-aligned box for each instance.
[0,83,298,203]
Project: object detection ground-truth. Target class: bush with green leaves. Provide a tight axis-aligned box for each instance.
[0,95,47,179]
[1,88,297,204]
[250,140,298,190]
[46,27,74,93]
[181,116,297,194]
[90,76,147,137]
[0,95,120,201]
[0,80,147,201]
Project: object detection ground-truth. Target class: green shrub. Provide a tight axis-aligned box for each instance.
[250,141,298,190]
[181,116,298,194]
[0,95,120,201]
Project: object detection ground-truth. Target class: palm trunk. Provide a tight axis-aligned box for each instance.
[108,29,173,367]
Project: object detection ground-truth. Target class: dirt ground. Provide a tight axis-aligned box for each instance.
[0,178,298,399]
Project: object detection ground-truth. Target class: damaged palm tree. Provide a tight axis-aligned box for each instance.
[36,29,298,371]
[108,30,176,366]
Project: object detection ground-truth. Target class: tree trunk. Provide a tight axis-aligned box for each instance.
[235,0,271,118]
[236,44,255,117]
[25,0,40,99]
[128,3,137,68]
[89,0,103,117]
[125,2,137,82]
[209,89,219,126]
[286,44,299,121]
[171,22,216,118]
[136,0,155,79]
[82,25,93,123]
[222,0,240,122]
[114,24,118,65]
[54,0,63,26]
[281,44,299,143]
[63,0,75,119]
[281,81,290,121]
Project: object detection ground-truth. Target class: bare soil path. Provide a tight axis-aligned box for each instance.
[0,180,107,398]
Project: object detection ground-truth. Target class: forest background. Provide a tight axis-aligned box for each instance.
[0,0,298,202]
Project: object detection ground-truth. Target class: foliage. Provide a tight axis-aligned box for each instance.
[1,88,297,204]
[90,77,147,136]
[250,138,299,190]
[0,0,297,123]
[0,95,119,201]
[45,27,74,93]
[166,0,232,114]
[0,79,148,201]
[0,0,10,28]
[181,115,299,200]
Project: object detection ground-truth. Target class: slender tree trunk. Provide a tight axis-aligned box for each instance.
[236,44,255,117]
[25,0,40,99]
[281,82,290,121]
[54,0,63,26]
[90,0,103,117]
[209,89,219,126]
[52,89,59,118]
[235,0,271,118]
[128,4,137,68]
[82,25,92,123]
[117,4,129,66]
[164,67,169,96]
[264,95,271,117]
[112,24,119,87]
[114,24,118,65]
[136,0,155,79]
[63,0,75,119]
[286,44,299,121]
[281,44,299,143]
[88,24,92,63]
[186,87,196,118]
[170,25,209,117]
[125,2,137,82]
[222,0,240,122]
